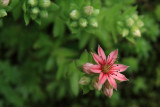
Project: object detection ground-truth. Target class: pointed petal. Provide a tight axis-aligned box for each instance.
[90,64,102,73]
[90,69,101,73]
[107,49,118,65]
[98,45,106,61]
[99,72,104,81]
[99,73,107,85]
[111,72,128,81]
[107,75,117,90]
[110,64,129,72]
[92,53,104,64]
[91,65,101,70]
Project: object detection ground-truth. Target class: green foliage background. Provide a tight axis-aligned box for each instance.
[0,0,160,107]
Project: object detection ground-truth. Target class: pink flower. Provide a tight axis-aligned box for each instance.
[103,81,113,98]
[90,45,129,90]
[83,63,94,74]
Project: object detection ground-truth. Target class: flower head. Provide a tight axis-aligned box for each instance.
[90,45,129,90]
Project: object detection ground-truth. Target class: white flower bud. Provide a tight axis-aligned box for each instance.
[89,18,98,28]
[79,18,88,28]
[40,10,48,18]
[126,18,134,27]
[70,10,80,20]
[137,20,144,28]
[28,0,37,7]
[39,0,51,8]
[122,29,129,37]
[84,6,94,16]
[79,76,90,85]
[0,9,7,17]
[31,7,39,15]
[70,21,78,28]
[132,27,141,37]
[132,14,138,20]
[93,9,100,16]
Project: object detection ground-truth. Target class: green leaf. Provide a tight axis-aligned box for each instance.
[56,59,65,80]
[24,14,30,25]
[79,33,90,49]
[45,55,55,71]
[76,50,89,67]
[49,2,59,11]
[69,62,79,96]
[126,36,136,44]
[22,2,27,13]
[35,19,41,25]
[80,85,90,94]
[53,18,65,37]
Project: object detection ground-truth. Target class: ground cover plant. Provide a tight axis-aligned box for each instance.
[0,0,160,107]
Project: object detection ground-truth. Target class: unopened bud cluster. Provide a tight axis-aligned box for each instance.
[23,0,51,23]
[0,0,10,18]
[79,63,113,97]
[117,13,144,37]
[69,5,100,30]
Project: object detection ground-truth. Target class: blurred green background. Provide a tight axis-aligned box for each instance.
[0,0,160,107]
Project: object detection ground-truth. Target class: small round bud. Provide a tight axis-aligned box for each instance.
[83,63,93,74]
[93,9,100,16]
[79,76,90,85]
[122,29,129,37]
[132,27,141,37]
[31,7,39,15]
[70,21,78,28]
[39,0,51,8]
[40,10,48,18]
[137,20,144,28]
[93,77,102,91]
[0,9,7,18]
[84,6,94,16]
[132,14,138,20]
[28,0,37,7]
[89,18,98,28]
[79,18,88,28]
[70,10,80,20]
[126,18,134,27]
[0,0,10,7]
[103,82,113,98]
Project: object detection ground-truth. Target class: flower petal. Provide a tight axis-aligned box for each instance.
[99,73,107,85]
[90,69,101,73]
[107,49,118,65]
[111,72,128,81]
[99,72,103,81]
[92,53,104,64]
[91,65,101,70]
[110,64,129,72]
[107,75,117,90]
[98,45,106,61]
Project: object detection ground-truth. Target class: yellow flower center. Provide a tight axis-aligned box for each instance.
[102,64,112,73]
